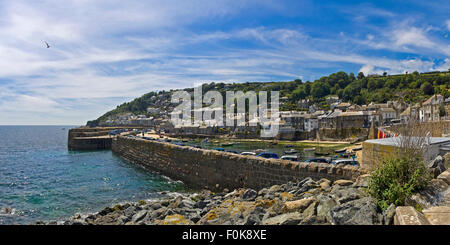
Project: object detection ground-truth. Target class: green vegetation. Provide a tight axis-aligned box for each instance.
[87,70,450,126]
[367,157,431,211]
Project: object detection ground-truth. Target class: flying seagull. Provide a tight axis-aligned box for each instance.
[44,41,50,48]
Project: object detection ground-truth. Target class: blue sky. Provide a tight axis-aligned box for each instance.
[0,0,449,125]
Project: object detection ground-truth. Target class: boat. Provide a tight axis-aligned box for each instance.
[284,144,294,148]
[181,139,189,142]
[341,152,356,158]
[221,142,234,147]
[334,149,347,154]
[284,149,298,154]
[303,148,316,152]
[281,155,299,161]
[352,147,362,151]
[254,149,265,154]
[315,151,330,156]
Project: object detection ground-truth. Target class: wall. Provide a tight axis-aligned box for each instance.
[112,136,365,191]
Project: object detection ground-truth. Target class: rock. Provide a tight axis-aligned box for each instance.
[302,201,318,218]
[334,188,362,204]
[98,207,113,216]
[407,179,449,208]
[292,178,317,195]
[280,192,294,201]
[178,199,195,209]
[333,180,354,186]
[124,206,137,217]
[394,206,430,225]
[330,197,381,225]
[437,169,450,185]
[193,199,210,209]
[383,204,396,225]
[282,198,316,213]
[353,174,370,188]
[171,196,184,208]
[131,210,148,223]
[422,206,450,225]
[316,198,337,224]
[242,189,258,201]
[156,214,193,225]
[427,155,446,178]
[150,203,162,210]
[268,185,282,193]
[243,214,262,225]
[319,181,330,190]
[263,212,303,225]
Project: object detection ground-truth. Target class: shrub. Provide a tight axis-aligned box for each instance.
[367,157,431,211]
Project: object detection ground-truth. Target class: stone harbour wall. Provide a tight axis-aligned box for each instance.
[112,136,365,191]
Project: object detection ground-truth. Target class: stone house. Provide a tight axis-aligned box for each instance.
[421,94,445,122]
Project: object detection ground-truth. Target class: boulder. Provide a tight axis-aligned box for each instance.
[407,179,449,208]
[282,198,316,213]
[242,189,258,201]
[316,198,337,224]
[262,212,303,225]
[330,197,381,225]
[131,210,148,223]
[437,169,450,185]
[422,206,450,225]
[382,204,396,225]
[427,155,446,178]
[333,180,354,186]
[353,174,370,188]
[394,206,430,225]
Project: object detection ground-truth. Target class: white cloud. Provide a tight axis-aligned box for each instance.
[0,0,448,125]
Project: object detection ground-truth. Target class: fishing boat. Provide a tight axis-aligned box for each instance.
[303,147,316,152]
[284,144,294,148]
[334,149,347,154]
[221,142,234,147]
[315,151,330,156]
[181,139,189,142]
[284,149,298,154]
[254,149,265,154]
[352,147,362,151]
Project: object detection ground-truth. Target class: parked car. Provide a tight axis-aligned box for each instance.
[305,158,330,163]
[241,152,256,156]
[330,159,359,166]
[257,152,279,159]
[281,155,299,161]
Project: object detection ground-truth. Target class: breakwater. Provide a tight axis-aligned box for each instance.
[112,136,364,191]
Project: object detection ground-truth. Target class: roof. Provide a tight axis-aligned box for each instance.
[365,136,450,146]
[423,94,444,105]
[400,107,410,116]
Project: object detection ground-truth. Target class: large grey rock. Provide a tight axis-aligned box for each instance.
[242,189,258,201]
[131,210,148,223]
[428,155,446,178]
[407,179,449,208]
[394,206,430,225]
[263,212,303,225]
[316,196,338,223]
[330,197,381,225]
[383,204,396,225]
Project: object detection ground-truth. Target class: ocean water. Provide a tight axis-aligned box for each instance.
[0,126,188,225]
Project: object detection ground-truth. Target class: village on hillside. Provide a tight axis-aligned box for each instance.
[99,93,450,141]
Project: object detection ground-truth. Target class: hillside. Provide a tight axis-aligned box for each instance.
[86,71,450,126]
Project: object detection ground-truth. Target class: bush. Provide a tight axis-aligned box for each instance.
[367,157,431,211]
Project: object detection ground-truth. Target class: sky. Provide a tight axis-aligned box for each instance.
[0,0,449,125]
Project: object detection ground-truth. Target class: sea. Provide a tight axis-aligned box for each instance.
[0,126,189,225]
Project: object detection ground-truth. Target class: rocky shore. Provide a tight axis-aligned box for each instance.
[35,174,395,225]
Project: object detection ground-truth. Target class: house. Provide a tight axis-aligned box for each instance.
[422,94,445,122]
[303,114,319,132]
[379,107,397,125]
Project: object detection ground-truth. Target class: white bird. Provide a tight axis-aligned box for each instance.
[44,41,50,48]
